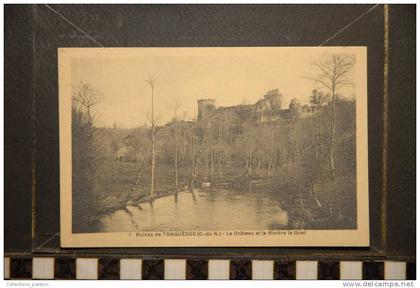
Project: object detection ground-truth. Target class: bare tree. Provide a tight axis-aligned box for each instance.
[267,109,275,179]
[309,54,355,180]
[146,75,157,201]
[169,98,182,191]
[71,82,102,230]
[309,89,330,111]
[309,89,330,162]
[72,82,102,164]
[72,82,102,123]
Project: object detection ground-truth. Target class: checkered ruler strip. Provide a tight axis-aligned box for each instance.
[4,257,415,280]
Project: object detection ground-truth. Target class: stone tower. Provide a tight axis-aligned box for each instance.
[264,89,282,111]
[289,98,302,118]
[197,99,216,120]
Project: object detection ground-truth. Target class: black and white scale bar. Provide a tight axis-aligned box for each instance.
[4,257,415,280]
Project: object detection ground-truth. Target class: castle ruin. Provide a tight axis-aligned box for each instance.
[197,89,307,123]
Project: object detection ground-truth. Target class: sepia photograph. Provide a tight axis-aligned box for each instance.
[59,47,369,247]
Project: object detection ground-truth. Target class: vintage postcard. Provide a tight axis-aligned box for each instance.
[59,47,369,247]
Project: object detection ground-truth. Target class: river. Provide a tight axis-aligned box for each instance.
[99,188,289,232]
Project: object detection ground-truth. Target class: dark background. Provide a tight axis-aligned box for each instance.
[5,4,415,260]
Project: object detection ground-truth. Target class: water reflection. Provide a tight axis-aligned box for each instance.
[100,188,288,232]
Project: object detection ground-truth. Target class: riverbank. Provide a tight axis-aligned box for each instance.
[267,165,356,230]
[74,160,356,232]
[73,160,246,232]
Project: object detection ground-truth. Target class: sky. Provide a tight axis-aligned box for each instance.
[70,47,363,128]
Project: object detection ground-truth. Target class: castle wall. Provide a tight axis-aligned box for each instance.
[196,89,310,124]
